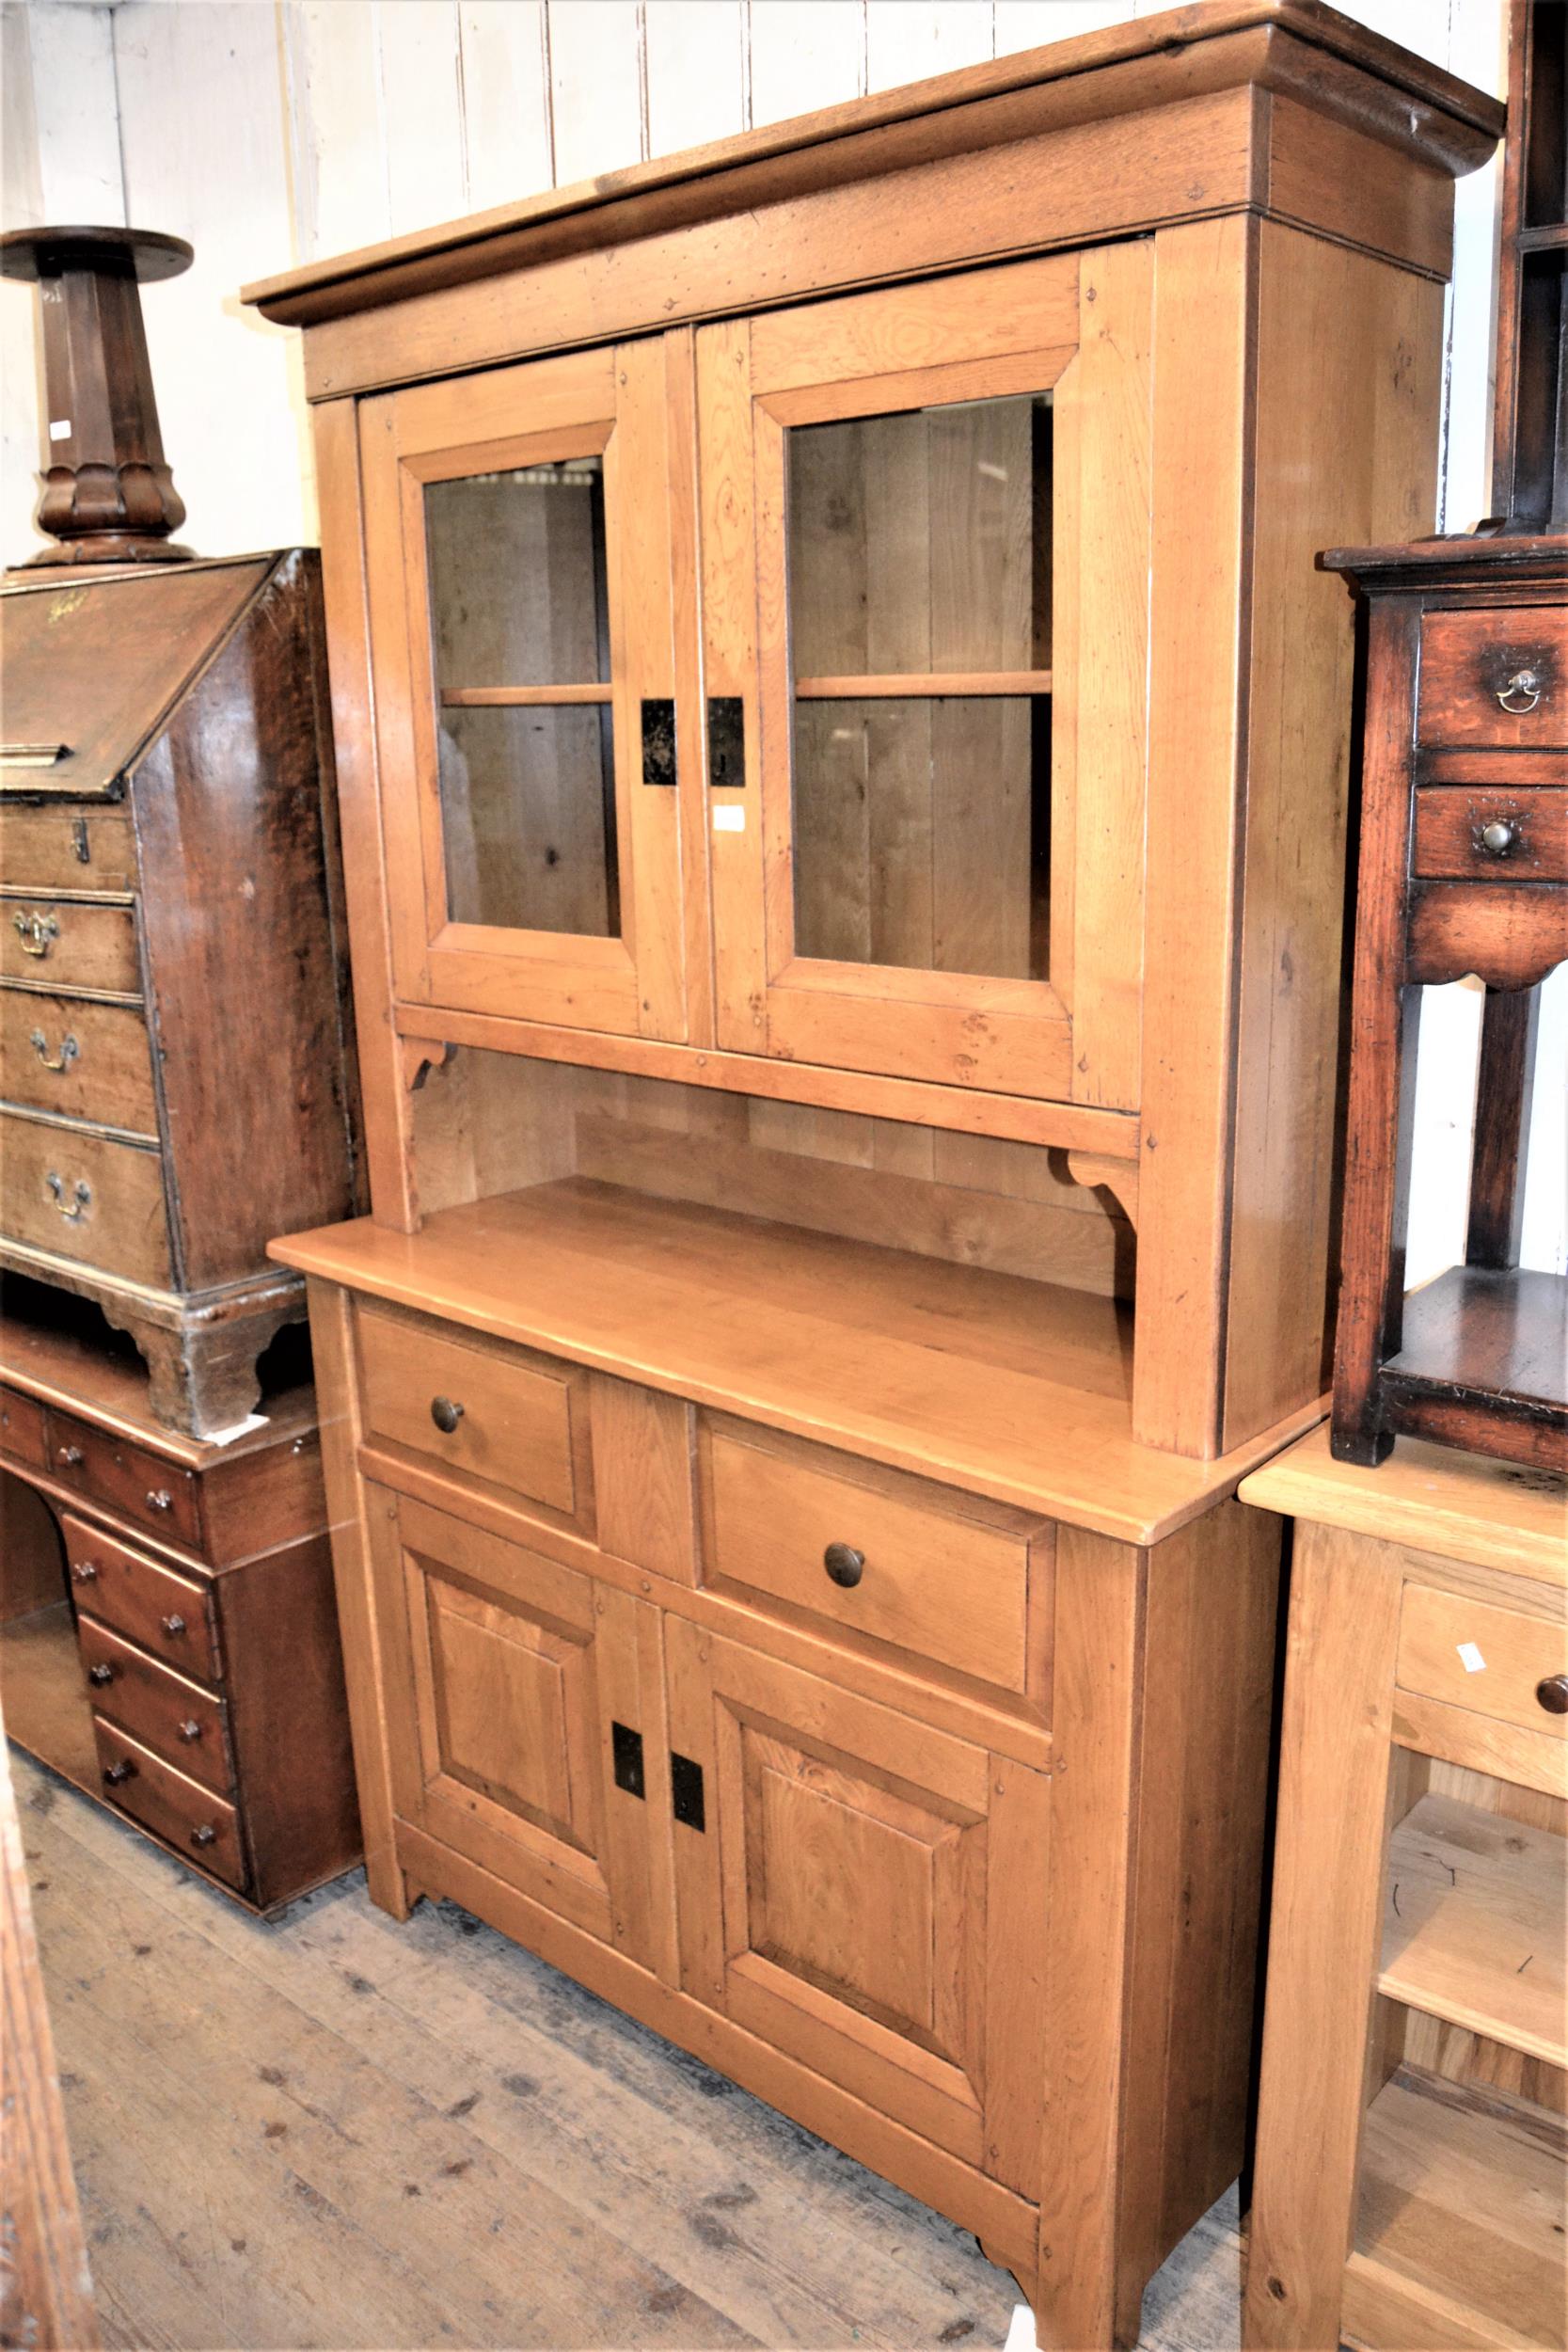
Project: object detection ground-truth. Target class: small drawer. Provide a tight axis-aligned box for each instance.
[51,1418,199,1548]
[76,1614,234,1794]
[1397,1583,1567,1743]
[58,1511,218,1678]
[0,803,136,895]
[700,1420,1045,1699]
[0,895,141,993]
[0,990,158,1134]
[1412,788,1567,883]
[1417,607,1567,750]
[0,1112,170,1288]
[0,1382,49,1472]
[92,1716,245,1890]
[357,1302,590,1529]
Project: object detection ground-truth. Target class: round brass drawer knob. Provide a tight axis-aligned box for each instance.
[1535,1675,1568,1716]
[87,1662,115,1686]
[190,1824,217,1848]
[824,1542,865,1589]
[431,1395,465,1435]
[160,1613,186,1638]
[71,1561,98,1583]
[103,1760,135,1787]
[1479,818,1520,856]
[145,1488,172,1512]
[179,1719,203,1742]
[57,1444,84,1469]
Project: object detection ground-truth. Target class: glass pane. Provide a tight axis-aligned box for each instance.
[426,459,609,689]
[438,706,620,937]
[792,697,1049,979]
[788,396,1051,678]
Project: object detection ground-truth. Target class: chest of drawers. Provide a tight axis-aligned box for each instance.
[0,552,360,1437]
[0,1280,360,1912]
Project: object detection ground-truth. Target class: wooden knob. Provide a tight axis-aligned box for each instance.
[431,1395,465,1436]
[160,1613,186,1638]
[87,1662,114,1686]
[823,1542,865,1589]
[1535,1675,1568,1716]
[103,1759,135,1786]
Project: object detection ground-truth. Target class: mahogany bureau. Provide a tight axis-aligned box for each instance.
[242,8,1502,2344]
[0,1280,359,1913]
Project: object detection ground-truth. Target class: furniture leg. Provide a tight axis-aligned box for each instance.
[1465,982,1541,1269]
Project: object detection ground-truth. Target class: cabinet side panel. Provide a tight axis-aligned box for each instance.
[1221,226,1444,1452]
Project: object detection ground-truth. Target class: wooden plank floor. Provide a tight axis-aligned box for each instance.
[11,1744,1245,2351]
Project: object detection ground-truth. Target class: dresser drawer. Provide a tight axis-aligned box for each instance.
[77,1614,234,1794]
[700,1421,1043,1697]
[58,1511,217,1675]
[0,803,136,895]
[52,1422,200,1548]
[0,1382,48,1471]
[0,990,157,1133]
[1417,607,1568,749]
[0,895,141,993]
[357,1303,589,1528]
[0,1113,170,1287]
[92,1716,245,1890]
[1397,1582,1567,1743]
[1412,788,1567,882]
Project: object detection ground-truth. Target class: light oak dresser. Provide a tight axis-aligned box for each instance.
[1243,1425,1566,2352]
[241,8,1501,2344]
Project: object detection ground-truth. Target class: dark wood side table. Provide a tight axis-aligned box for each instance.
[1324,534,1565,1472]
[0,1279,359,1912]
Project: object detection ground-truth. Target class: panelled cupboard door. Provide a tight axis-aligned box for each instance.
[664,1621,1049,2195]
[700,246,1152,1106]
[367,1487,666,1966]
[359,342,688,1039]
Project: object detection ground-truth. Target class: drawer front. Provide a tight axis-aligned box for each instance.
[0,990,158,1134]
[0,1112,171,1287]
[702,1422,1037,1694]
[92,1715,245,1889]
[51,1422,200,1548]
[1417,607,1567,749]
[1398,1583,1567,1742]
[58,1510,217,1675]
[1412,788,1567,882]
[0,1382,49,1471]
[357,1304,586,1526]
[76,1613,234,1793]
[0,804,136,895]
[0,896,140,993]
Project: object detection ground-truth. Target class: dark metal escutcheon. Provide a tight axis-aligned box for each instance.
[824,1542,865,1589]
[641,698,677,786]
[707,697,744,788]
[611,1721,646,1799]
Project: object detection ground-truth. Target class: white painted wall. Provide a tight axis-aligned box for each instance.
[2,0,1561,1282]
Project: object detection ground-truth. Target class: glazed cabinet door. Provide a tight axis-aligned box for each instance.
[698,245,1151,1106]
[359,342,689,1039]
[664,1621,1049,2196]
[368,1487,666,1967]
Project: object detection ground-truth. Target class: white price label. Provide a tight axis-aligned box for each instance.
[1456,1641,1486,1674]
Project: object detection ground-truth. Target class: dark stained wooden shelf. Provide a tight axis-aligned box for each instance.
[1386,1266,1568,1419]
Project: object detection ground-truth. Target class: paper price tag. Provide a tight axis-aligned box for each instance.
[1456,1641,1486,1674]
[712,804,745,833]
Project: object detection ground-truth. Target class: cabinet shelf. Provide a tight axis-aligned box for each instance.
[1380,1792,1566,2066]
[793,671,1053,698]
[1345,2063,1566,2352]
[439,684,611,707]
[270,1177,1316,1546]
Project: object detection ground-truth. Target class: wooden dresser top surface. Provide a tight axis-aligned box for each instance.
[1240,1421,1567,1588]
[273,1178,1321,1545]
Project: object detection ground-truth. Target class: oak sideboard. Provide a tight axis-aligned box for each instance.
[242,8,1502,2344]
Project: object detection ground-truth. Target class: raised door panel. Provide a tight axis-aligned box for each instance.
[359,341,688,1041]
[664,1622,1048,2195]
[700,246,1151,1106]
[368,1486,664,1966]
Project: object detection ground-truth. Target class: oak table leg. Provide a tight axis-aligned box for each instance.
[1243,1521,1403,2350]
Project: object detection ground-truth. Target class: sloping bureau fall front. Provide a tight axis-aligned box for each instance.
[241,8,1502,2345]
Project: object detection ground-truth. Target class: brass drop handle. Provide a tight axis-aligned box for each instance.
[71,1560,97,1582]
[11,908,58,957]
[160,1613,186,1638]
[45,1172,90,1222]
[824,1541,865,1589]
[87,1662,115,1686]
[1478,818,1521,857]
[56,1444,84,1469]
[30,1027,79,1073]
[178,1719,203,1742]
[431,1395,465,1436]
[1497,668,1543,713]
[103,1759,135,1787]
[1535,1675,1568,1716]
[190,1824,217,1848]
[145,1488,172,1512]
